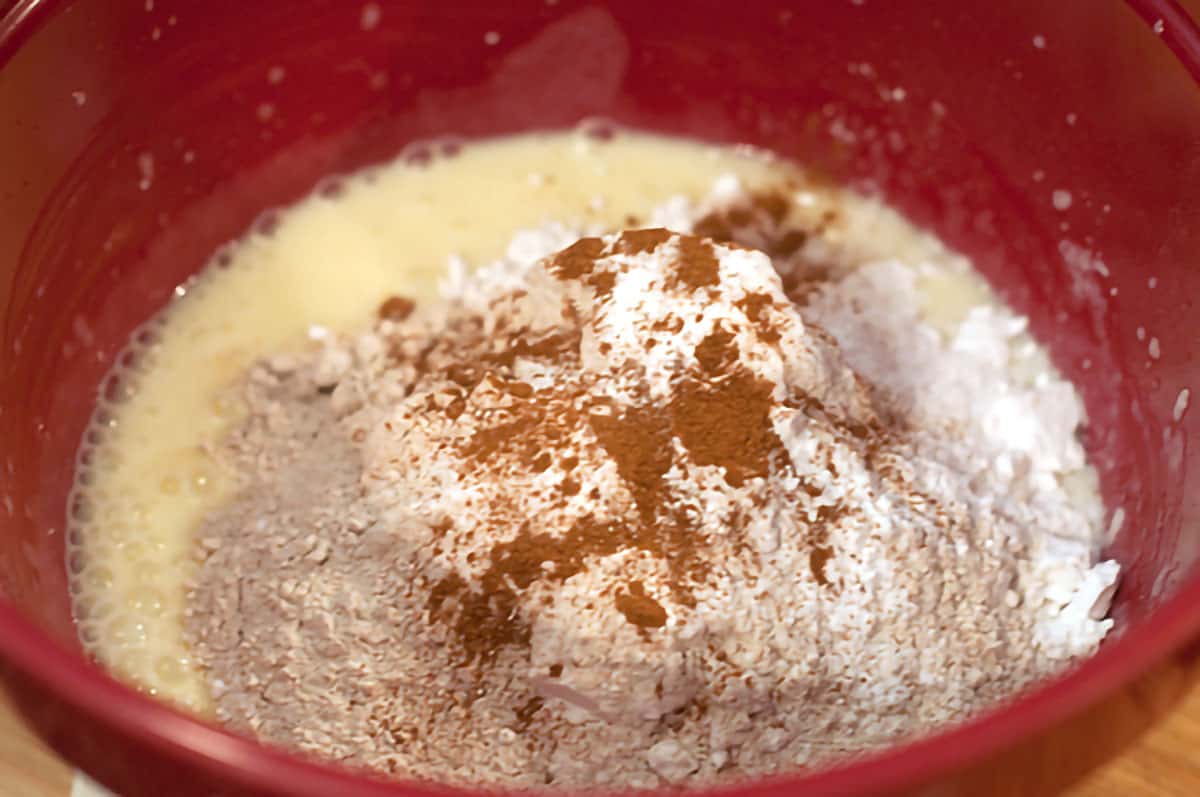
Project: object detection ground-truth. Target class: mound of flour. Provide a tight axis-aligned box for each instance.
[184,179,1117,790]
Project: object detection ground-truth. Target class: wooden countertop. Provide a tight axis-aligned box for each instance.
[1,683,1197,796]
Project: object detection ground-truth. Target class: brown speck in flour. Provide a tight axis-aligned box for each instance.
[378,295,416,322]
[613,227,672,255]
[547,236,604,280]
[671,237,721,290]
[615,581,668,628]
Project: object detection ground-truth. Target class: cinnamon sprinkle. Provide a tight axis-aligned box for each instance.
[673,328,784,488]
[670,237,720,290]
[615,581,668,628]
[378,295,416,321]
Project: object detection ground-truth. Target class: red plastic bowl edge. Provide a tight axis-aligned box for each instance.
[0,1,1198,795]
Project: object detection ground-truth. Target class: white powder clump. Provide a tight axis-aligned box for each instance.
[185,179,1118,790]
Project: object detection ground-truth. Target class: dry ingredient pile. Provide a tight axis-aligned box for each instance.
[185,186,1118,790]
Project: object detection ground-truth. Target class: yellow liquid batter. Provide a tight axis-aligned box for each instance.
[67,128,1027,714]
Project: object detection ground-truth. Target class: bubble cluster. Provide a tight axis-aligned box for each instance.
[66,314,215,710]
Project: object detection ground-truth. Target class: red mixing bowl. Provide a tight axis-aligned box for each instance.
[2,1,1200,795]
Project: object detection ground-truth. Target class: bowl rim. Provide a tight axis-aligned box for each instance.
[1,0,1199,794]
